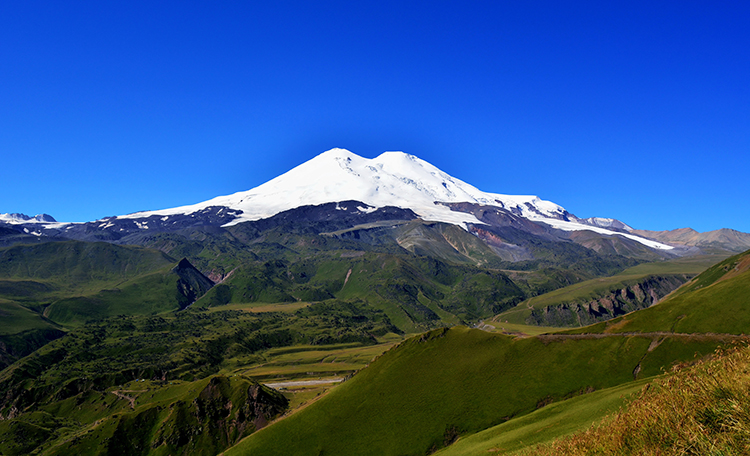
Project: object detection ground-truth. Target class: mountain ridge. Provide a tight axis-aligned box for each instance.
[632,227,750,253]
[2,149,680,252]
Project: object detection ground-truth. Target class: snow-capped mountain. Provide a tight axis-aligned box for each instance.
[117,148,672,250]
[121,148,568,225]
[0,213,57,224]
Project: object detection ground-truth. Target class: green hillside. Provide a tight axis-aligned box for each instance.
[44,259,214,326]
[434,379,650,456]
[197,251,525,333]
[0,241,177,326]
[0,241,174,287]
[0,241,205,370]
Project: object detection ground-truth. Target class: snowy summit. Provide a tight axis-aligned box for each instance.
[122,148,568,226]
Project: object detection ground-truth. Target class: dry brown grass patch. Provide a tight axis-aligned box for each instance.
[523,343,750,455]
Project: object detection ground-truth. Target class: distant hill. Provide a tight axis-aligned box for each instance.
[632,227,750,253]
[0,241,213,369]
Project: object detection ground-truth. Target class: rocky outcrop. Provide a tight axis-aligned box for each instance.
[143,376,287,455]
[526,274,692,327]
[171,258,215,308]
[44,375,289,456]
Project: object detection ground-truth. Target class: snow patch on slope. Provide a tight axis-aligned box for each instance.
[579,217,634,232]
[540,219,672,250]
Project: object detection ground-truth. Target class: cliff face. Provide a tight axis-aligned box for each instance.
[526,274,692,327]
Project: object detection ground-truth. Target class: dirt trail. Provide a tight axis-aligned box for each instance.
[110,389,146,409]
[536,332,750,342]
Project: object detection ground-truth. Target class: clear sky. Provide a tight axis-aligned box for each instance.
[2,1,748,233]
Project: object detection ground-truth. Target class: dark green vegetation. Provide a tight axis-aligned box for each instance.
[0,203,747,455]
[0,374,287,456]
[0,301,395,407]
[0,301,395,454]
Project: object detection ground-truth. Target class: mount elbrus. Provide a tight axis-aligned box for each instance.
[4,148,748,254]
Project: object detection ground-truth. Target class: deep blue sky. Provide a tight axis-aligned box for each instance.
[2,1,748,232]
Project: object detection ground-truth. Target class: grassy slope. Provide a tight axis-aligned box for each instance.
[0,241,177,332]
[0,298,58,334]
[434,379,650,456]
[0,241,174,288]
[44,264,194,326]
[226,327,725,456]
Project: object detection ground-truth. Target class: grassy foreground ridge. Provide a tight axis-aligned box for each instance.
[225,327,733,456]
